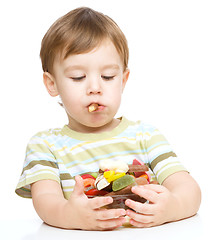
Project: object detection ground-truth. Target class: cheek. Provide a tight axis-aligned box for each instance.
[59,86,80,107]
[110,81,123,96]
[108,85,123,106]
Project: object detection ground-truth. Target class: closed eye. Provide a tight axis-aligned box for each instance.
[102,75,115,80]
[70,76,85,81]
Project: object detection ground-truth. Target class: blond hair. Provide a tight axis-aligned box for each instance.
[40,7,129,74]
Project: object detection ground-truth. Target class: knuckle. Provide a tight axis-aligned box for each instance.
[129,200,138,210]
[96,210,106,220]
[133,221,143,228]
[141,216,151,224]
[101,221,111,229]
[101,211,108,219]
[136,215,146,223]
[115,209,123,217]
[91,197,104,209]
[94,210,100,219]
[96,222,104,230]
[139,203,147,213]
[134,202,144,213]
[114,210,119,218]
[127,210,135,218]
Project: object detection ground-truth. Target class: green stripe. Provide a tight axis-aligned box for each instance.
[26,143,52,155]
[59,140,146,167]
[22,160,58,173]
[20,187,31,193]
[64,191,73,200]
[158,166,188,184]
[60,173,73,180]
[151,151,177,170]
[147,134,167,148]
[67,152,146,169]
[16,173,60,198]
[61,117,131,141]
[155,161,180,176]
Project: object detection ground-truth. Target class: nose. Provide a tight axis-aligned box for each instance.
[86,77,102,95]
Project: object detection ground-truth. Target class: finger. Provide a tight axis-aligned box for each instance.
[95,208,126,220]
[72,175,84,196]
[131,186,159,203]
[141,184,166,193]
[89,196,113,209]
[97,217,126,230]
[125,199,155,215]
[126,209,154,224]
[129,218,154,228]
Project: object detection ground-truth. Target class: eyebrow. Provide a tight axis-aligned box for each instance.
[64,65,85,74]
[64,64,120,74]
[102,64,120,70]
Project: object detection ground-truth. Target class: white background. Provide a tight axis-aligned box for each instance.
[0,0,215,238]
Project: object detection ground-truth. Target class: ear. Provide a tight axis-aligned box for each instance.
[43,72,59,97]
[122,68,130,92]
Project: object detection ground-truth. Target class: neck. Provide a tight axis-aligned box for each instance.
[68,118,121,134]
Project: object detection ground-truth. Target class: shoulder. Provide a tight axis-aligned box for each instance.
[28,127,65,145]
[125,118,158,134]
[34,127,63,137]
[123,118,166,144]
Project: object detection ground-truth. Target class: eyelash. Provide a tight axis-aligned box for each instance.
[71,76,85,81]
[102,76,115,80]
[70,76,115,81]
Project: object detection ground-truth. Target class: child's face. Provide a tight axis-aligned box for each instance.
[44,40,129,133]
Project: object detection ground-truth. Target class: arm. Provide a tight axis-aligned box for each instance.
[162,171,201,220]
[31,176,126,230]
[125,171,201,227]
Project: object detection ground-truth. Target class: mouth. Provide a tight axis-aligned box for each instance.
[88,103,105,112]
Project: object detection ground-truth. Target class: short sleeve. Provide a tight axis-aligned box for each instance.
[15,133,60,198]
[145,126,188,184]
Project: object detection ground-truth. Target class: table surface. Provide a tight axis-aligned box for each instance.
[1,190,213,240]
[0,212,212,240]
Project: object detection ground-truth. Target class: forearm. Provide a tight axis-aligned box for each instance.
[32,192,71,229]
[31,178,126,230]
[31,180,78,229]
[163,172,201,221]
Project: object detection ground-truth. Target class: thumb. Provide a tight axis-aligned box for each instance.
[72,175,85,196]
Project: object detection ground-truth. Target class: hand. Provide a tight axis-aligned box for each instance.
[125,184,179,228]
[65,175,126,230]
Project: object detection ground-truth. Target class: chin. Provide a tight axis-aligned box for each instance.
[85,120,108,129]
[84,116,114,129]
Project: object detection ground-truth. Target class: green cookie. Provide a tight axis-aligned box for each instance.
[112,175,135,191]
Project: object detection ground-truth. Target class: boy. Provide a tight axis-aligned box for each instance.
[15,7,201,230]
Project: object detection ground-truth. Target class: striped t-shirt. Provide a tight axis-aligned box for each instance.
[15,117,187,200]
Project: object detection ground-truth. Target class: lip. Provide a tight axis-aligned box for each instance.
[87,102,105,112]
[87,102,105,108]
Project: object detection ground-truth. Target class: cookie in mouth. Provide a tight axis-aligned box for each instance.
[88,103,105,112]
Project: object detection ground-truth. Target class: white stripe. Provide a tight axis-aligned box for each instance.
[24,154,55,168]
[153,157,181,177]
[147,145,173,161]
[19,165,59,182]
[56,137,137,157]
[156,162,182,179]
[63,188,74,192]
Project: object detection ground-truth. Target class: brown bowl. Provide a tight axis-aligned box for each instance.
[88,193,147,210]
